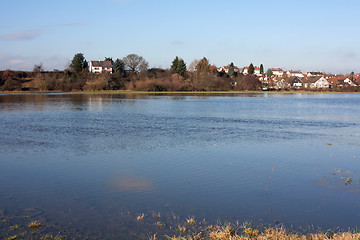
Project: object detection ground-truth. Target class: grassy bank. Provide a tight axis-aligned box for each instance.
[164,223,360,240]
[2,211,359,240]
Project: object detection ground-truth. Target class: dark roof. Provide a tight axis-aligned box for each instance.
[303,76,322,83]
[288,70,303,74]
[291,76,302,83]
[91,61,113,68]
[308,72,323,75]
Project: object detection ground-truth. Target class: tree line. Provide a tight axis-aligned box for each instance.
[0,53,262,91]
[2,52,357,92]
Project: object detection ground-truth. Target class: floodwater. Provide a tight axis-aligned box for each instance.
[0,93,360,239]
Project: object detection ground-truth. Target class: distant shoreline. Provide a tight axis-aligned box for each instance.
[1,90,359,95]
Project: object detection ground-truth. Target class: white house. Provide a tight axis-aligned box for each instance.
[243,66,249,75]
[269,68,284,77]
[306,76,330,89]
[217,66,229,73]
[343,78,358,86]
[286,70,304,78]
[291,77,302,89]
[89,61,113,74]
[243,66,261,76]
[217,65,240,74]
[306,72,323,77]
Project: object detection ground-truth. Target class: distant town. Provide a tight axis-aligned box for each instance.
[0,53,359,92]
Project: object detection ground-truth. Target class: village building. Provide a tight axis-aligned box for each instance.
[269,68,284,77]
[274,78,290,90]
[286,70,304,78]
[217,65,240,74]
[89,60,113,74]
[304,76,331,89]
[243,66,261,76]
[343,78,358,86]
[306,72,323,77]
[336,78,358,87]
[290,77,303,89]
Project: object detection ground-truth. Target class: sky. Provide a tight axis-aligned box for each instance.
[0,0,359,74]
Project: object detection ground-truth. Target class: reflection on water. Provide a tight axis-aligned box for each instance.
[0,93,360,238]
[108,176,154,192]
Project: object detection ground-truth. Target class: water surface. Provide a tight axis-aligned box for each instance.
[0,93,360,238]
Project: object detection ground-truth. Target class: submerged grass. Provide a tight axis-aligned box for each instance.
[27,220,40,229]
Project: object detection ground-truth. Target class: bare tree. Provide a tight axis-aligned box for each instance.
[122,54,148,73]
[33,63,43,72]
[188,59,198,72]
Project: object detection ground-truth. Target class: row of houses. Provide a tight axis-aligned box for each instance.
[266,68,324,78]
[263,76,359,90]
[217,65,262,76]
[216,65,324,78]
[89,60,359,90]
[216,65,359,89]
[262,67,359,90]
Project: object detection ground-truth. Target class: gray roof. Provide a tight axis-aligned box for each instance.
[270,68,283,71]
[303,76,322,83]
[291,77,302,83]
[288,70,303,74]
[91,61,113,68]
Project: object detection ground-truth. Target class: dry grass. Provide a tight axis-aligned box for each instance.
[186,217,196,226]
[137,213,145,221]
[160,223,360,240]
[148,233,158,240]
[178,225,187,232]
[28,220,41,229]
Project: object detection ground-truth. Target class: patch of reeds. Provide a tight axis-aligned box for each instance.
[137,213,145,221]
[28,220,40,229]
[161,222,360,240]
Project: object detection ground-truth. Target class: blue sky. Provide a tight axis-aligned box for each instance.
[0,0,359,74]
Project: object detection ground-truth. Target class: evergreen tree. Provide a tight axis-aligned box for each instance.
[248,63,255,74]
[83,60,88,69]
[350,71,355,80]
[260,64,264,74]
[176,59,186,76]
[171,56,179,71]
[113,58,125,74]
[266,68,273,77]
[70,53,87,73]
[228,62,235,77]
[105,57,114,64]
[171,56,187,77]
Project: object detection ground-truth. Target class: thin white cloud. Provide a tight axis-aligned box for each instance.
[0,54,68,71]
[0,22,86,42]
[343,51,357,59]
[0,29,43,41]
[0,54,34,70]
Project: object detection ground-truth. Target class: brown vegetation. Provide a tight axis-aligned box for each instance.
[0,68,238,92]
[163,223,360,240]
[0,68,358,92]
